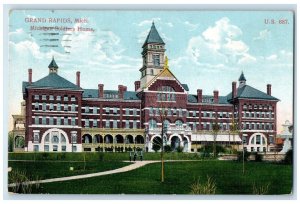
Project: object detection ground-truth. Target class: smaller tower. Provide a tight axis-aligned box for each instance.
[48,56,59,74]
[238,71,246,87]
[140,22,166,88]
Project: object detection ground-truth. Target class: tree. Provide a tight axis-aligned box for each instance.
[8,132,14,152]
[212,118,220,158]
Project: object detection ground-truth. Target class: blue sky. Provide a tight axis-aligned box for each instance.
[9,10,294,131]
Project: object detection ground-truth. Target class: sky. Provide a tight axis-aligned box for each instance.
[8,10,294,132]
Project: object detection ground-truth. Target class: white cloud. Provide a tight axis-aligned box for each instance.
[266,54,278,61]
[166,22,174,27]
[253,29,270,40]
[184,21,198,31]
[184,17,254,66]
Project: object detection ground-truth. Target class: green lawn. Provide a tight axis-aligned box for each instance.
[23,161,292,195]
[8,161,130,181]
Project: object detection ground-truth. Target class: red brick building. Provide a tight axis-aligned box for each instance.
[16,23,279,152]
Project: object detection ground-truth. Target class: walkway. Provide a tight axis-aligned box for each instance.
[8,160,200,187]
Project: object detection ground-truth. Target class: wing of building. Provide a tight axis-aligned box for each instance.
[12,22,279,153]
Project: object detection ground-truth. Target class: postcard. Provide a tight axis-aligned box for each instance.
[7,9,294,195]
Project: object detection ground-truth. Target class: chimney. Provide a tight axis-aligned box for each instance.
[98,84,104,98]
[28,69,32,84]
[232,82,237,99]
[213,90,219,104]
[76,71,80,87]
[134,81,140,91]
[197,89,202,103]
[267,84,271,95]
[118,85,125,99]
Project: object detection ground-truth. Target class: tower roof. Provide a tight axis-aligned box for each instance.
[142,22,165,47]
[48,57,59,69]
[239,72,246,81]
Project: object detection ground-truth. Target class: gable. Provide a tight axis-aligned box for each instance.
[148,79,185,93]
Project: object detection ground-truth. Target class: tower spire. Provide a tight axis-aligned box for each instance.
[48,56,59,74]
[238,71,246,87]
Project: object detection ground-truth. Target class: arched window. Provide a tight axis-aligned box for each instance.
[175,120,183,128]
[149,119,157,129]
[61,134,66,143]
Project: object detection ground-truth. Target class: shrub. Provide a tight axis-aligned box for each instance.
[251,152,263,162]
[164,145,172,152]
[177,146,184,153]
[237,150,250,162]
[152,144,161,152]
[252,182,270,195]
[190,176,216,194]
[199,144,225,155]
[8,169,41,194]
[284,149,293,164]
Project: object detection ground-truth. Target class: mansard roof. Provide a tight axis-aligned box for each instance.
[24,73,81,91]
[226,85,279,101]
[142,22,165,47]
[82,89,139,100]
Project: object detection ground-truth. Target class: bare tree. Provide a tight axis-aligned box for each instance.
[212,117,220,158]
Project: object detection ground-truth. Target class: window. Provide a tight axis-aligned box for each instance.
[71,117,76,126]
[150,69,154,75]
[64,95,68,101]
[71,132,77,143]
[56,96,61,101]
[42,117,46,125]
[34,145,39,152]
[49,117,53,125]
[34,102,39,110]
[52,135,59,143]
[133,120,137,129]
[125,120,129,129]
[163,120,170,129]
[44,145,49,152]
[125,108,129,115]
[242,135,247,144]
[133,108,137,116]
[34,95,39,100]
[193,111,196,117]
[178,109,182,117]
[93,107,97,114]
[167,108,171,116]
[113,107,117,114]
[85,119,89,127]
[105,120,110,128]
[153,54,160,66]
[45,134,49,143]
[57,103,61,111]
[93,120,97,127]
[49,103,54,111]
[113,120,117,128]
[64,117,68,125]
[33,132,39,143]
[105,107,109,114]
[149,119,157,129]
[71,96,76,101]
[256,135,261,144]
[42,103,46,111]
[71,104,76,112]
[72,146,77,152]
[64,104,68,111]
[49,95,54,100]
[175,120,183,128]
[269,135,274,144]
[42,95,46,100]
[85,106,89,113]
[35,117,39,125]
[56,118,61,125]
[53,145,58,152]
[61,134,66,143]
[149,107,153,116]
[61,146,66,152]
